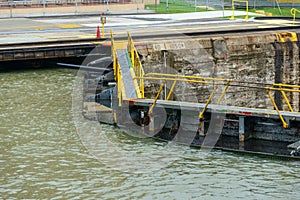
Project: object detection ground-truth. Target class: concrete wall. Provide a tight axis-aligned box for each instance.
[0,3,143,16]
[142,0,159,5]
[136,32,300,111]
[0,0,158,5]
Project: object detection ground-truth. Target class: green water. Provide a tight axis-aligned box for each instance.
[0,68,299,199]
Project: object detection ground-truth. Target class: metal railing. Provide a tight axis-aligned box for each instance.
[110,30,122,106]
[127,32,145,98]
[230,0,249,21]
[110,31,144,106]
[291,7,300,24]
[110,31,300,128]
[134,73,300,128]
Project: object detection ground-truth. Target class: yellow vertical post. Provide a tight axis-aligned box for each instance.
[102,23,105,38]
[198,84,217,120]
[245,0,248,21]
[110,30,115,78]
[290,8,300,25]
[149,82,165,115]
[166,80,177,100]
[127,32,130,58]
[100,12,106,38]
[127,32,144,98]
[118,66,121,106]
[230,0,235,20]
[266,88,288,128]
[217,80,231,104]
[291,8,296,25]
[280,90,294,112]
[230,0,248,21]
[140,66,144,98]
[130,34,135,68]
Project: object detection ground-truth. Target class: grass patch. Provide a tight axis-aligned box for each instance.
[145,1,207,14]
[249,8,294,17]
[145,1,296,17]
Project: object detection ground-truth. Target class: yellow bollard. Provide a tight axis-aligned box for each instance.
[100,12,106,38]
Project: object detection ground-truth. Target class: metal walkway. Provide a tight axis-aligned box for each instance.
[108,31,300,158]
[116,49,137,99]
[110,31,300,129]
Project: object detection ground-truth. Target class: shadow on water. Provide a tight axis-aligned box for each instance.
[0,67,299,199]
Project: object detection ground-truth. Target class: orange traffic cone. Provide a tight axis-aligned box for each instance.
[96,26,101,38]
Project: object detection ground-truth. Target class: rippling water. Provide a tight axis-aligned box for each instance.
[1,68,299,199]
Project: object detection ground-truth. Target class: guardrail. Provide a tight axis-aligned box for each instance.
[110,31,144,106]
[134,73,300,129]
[110,31,300,129]
[127,32,144,98]
[230,0,249,21]
[291,8,300,25]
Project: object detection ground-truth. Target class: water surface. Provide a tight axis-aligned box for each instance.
[0,68,299,199]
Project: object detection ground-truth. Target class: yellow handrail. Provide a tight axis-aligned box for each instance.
[166,80,177,100]
[199,84,217,120]
[266,88,288,128]
[291,8,300,24]
[134,73,300,128]
[230,0,249,21]
[110,30,145,103]
[110,30,122,106]
[148,82,165,115]
[111,31,300,128]
[127,32,145,98]
[217,80,231,104]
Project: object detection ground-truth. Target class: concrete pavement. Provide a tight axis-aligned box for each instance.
[1,10,298,45]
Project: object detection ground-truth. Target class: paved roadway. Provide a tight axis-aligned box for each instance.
[0,11,299,44]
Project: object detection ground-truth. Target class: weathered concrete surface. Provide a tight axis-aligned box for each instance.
[136,32,300,111]
[0,3,145,18]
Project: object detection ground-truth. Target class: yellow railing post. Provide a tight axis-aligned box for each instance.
[110,30,123,106]
[217,80,231,104]
[230,0,235,20]
[245,0,248,21]
[291,8,300,25]
[117,63,122,106]
[110,30,117,80]
[273,83,300,113]
[127,32,144,98]
[149,82,165,115]
[230,0,249,21]
[128,32,134,68]
[166,80,177,100]
[266,88,289,128]
[111,32,300,129]
[198,84,218,120]
[134,73,300,128]
[280,90,294,112]
[100,13,106,38]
